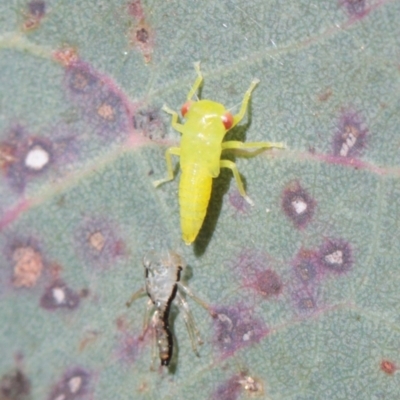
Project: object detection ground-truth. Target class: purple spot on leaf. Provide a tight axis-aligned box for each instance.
[232,249,282,299]
[211,303,268,357]
[0,369,31,400]
[339,0,367,17]
[28,1,46,17]
[292,287,318,314]
[333,108,368,158]
[64,62,133,142]
[40,280,80,310]
[48,367,90,400]
[211,374,242,400]
[132,107,166,140]
[292,249,319,284]
[75,216,125,269]
[317,238,353,273]
[0,124,77,192]
[228,189,250,213]
[65,63,100,97]
[282,181,316,229]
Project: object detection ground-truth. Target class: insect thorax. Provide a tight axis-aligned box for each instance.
[144,252,181,305]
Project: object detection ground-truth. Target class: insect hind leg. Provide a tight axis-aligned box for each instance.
[178,282,216,318]
[220,159,254,206]
[175,291,203,356]
[153,146,181,187]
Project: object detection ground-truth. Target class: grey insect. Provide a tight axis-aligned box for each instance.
[126,250,214,367]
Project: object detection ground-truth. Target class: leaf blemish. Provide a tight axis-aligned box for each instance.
[0,126,55,191]
[211,304,268,357]
[75,216,125,269]
[12,245,44,288]
[53,46,79,67]
[233,249,282,298]
[116,331,142,365]
[228,189,251,213]
[292,249,319,285]
[64,62,133,141]
[339,0,367,17]
[91,90,130,139]
[126,1,154,63]
[380,360,397,375]
[22,1,46,31]
[292,287,318,314]
[65,63,100,97]
[132,107,166,140]
[48,367,90,400]
[211,374,242,400]
[281,181,316,229]
[0,369,31,400]
[40,280,81,311]
[4,236,45,289]
[212,372,264,400]
[317,238,353,274]
[333,108,368,158]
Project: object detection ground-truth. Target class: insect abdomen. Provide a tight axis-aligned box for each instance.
[154,305,173,366]
[179,165,212,245]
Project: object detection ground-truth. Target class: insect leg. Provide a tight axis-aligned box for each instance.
[153,147,181,187]
[187,61,203,100]
[150,311,158,370]
[162,105,185,133]
[222,140,286,153]
[125,287,146,307]
[175,291,203,356]
[177,282,216,318]
[140,299,155,340]
[220,159,254,205]
[232,78,260,128]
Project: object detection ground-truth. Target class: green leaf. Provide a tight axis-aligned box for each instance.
[1,0,400,399]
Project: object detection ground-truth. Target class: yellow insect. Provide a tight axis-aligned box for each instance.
[154,63,285,245]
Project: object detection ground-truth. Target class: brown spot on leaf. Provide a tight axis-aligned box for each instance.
[12,246,43,288]
[97,103,116,121]
[381,360,396,375]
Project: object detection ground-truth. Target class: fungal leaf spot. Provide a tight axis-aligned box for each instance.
[339,0,367,17]
[333,109,368,158]
[53,46,79,67]
[380,360,396,375]
[132,107,166,140]
[23,1,46,31]
[75,217,125,269]
[126,1,154,63]
[0,126,57,191]
[292,249,319,285]
[0,369,31,400]
[48,367,90,400]
[211,374,242,400]
[317,238,353,274]
[12,245,44,288]
[212,304,268,357]
[88,231,105,252]
[40,280,80,310]
[233,249,282,299]
[282,181,316,229]
[65,63,99,96]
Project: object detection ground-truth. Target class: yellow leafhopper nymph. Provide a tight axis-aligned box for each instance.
[154,63,285,245]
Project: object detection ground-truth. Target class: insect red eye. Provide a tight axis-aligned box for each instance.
[221,112,234,130]
[181,101,192,117]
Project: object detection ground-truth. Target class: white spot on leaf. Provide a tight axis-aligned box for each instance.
[24,145,50,170]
